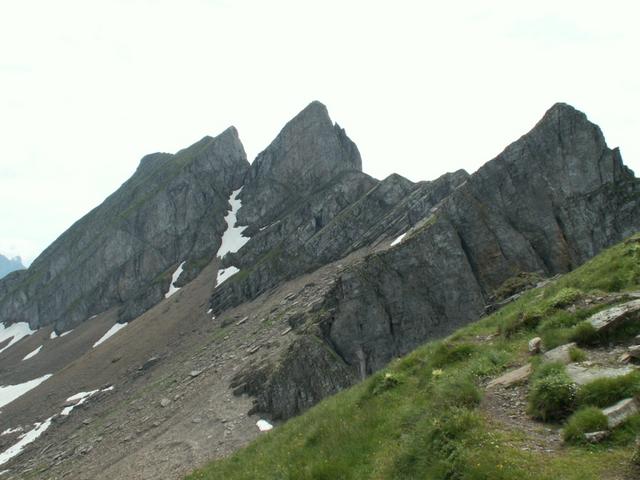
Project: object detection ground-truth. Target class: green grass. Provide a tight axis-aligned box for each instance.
[185,234,640,480]
[563,407,608,444]
[527,366,577,422]
[577,371,640,409]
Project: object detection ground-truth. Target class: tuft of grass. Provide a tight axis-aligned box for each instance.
[569,321,601,346]
[528,366,577,422]
[569,346,587,362]
[431,373,482,409]
[429,342,476,368]
[577,371,640,409]
[563,407,608,444]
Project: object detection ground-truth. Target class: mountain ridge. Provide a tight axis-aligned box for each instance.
[0,100,638,479]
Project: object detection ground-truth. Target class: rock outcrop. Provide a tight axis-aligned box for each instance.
[0,127,249,331]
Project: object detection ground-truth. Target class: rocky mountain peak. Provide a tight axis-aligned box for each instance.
[237,101,363,226]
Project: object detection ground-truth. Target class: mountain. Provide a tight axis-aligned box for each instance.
[0,127,248,331]
[189,234,640,479]
[0,101,637,480]
[0,254,24,279]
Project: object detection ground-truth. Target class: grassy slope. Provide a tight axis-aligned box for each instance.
[187,234,640,480]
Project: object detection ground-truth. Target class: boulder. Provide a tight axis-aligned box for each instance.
[528,337,542,354]
[566,364,636,385]
[487,364,533,388]
[587,299,640,333]
[603,397,640,429]
[543,343,577,364]
[584,431,609,443]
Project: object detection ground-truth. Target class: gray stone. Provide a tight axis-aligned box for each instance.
[603,398,640,428]
[159,398,171,408]
[543,343,577,364]
[587,299,640,333]
[487,364,533,388]
[189,370,202,378]
[566,364,636,385]
[629,345,640,358]
[528,337,542,354]
[584,431,609,443]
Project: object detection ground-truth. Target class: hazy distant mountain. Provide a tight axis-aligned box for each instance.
[0,254,24,279]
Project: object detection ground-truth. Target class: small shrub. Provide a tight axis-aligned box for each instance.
[549,287,583,308]
[563,407,608,444]
[577,371,640,408]
[569,346,587,362]
[570,321,600,346]
[528,369,577,421]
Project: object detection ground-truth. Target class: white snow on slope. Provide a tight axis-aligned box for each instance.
[1,427,22,436]
[215,188,250,286]
[49,331,57,339]
[93,323,128,348]
[60,330,73,337]
[0,322,35,355]
[217,189,250,258]
[0,417,53,466]
[0,374,52,409]
[256,419,273,431]
[165,261,186,299]
[390,232,407,247]
[216,267,239,286]
[22,346,42,361]
[61,390,97,416]
[0,385,113,465]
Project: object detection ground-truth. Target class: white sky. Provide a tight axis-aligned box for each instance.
[1,0,639,264]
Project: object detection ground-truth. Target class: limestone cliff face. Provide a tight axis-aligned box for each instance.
[0,127,249,331]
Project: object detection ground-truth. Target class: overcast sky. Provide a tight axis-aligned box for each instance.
[1,0,639,264]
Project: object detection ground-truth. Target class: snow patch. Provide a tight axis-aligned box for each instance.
[60,330,73,337]
[207,308,212,314]
[390,232,407,247]
[0,384,114,465]
[165,261,186,298]
[22,345,42,361]
[216,266,239,286]
[93,323,128,348]
[256,419,273,431]
[49,331,57,340]
[0,322,36,355]
[216,188,250,258]
[0,374,52,409]
[61,389,100,416]
[0,417,52,465]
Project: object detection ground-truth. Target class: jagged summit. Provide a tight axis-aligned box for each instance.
[291,100,331,124]
[237,101,363,226]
